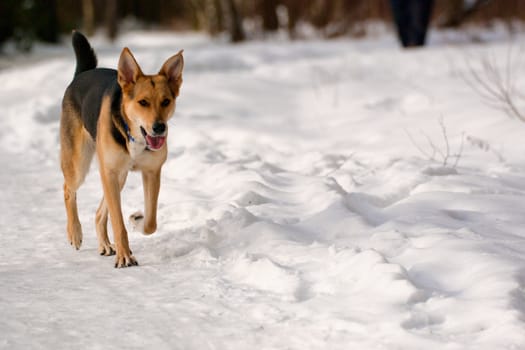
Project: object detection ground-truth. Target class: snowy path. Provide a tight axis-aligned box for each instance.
[1,31,525,349]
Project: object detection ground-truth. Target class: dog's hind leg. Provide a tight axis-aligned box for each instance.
[96,172,127,256]
[60,105,95,250]
[95,198,114,255]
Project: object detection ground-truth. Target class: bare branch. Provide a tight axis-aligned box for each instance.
[405,118,464,168]
[452,132,465,168]
[438,116,450,166]
[467,135,505,162]
[462,47,525,122]
[404,128,435,161]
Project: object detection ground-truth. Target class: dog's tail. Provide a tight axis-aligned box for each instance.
[72,30,97,77]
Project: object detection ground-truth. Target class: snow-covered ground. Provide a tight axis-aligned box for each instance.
[1,28,525,349]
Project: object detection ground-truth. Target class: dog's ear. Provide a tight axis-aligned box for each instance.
[159,50,184,96]
[118,48,142,89]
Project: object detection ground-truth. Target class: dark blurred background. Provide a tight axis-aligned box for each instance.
[1,0,524,51]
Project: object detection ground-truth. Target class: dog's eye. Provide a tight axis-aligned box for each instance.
[161,99,171,107]
[138,99,149,107]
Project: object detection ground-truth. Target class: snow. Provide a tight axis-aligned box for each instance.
[1,29,525,349]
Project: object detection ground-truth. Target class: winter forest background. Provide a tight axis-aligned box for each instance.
[2,0,525,49]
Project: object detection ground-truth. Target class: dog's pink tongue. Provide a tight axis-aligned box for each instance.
[146,135,166,150]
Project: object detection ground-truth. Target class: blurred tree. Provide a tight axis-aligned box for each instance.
[438,0,492,28]
[187,0,224,35]
[33,0,59,44]
[187,0,244,42]
[106,0,118,41]
[309,0,336,32]
[0,0,16,49]
[188,0,206,30]
[261,0,279,32]
[207,0,226,35]
[0,0,59,52]
[224,0,245,42]
[282,0,301,39]
[324,0,362,38]
[82,0,95,36]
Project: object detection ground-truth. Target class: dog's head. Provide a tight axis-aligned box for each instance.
[117,48,183,151]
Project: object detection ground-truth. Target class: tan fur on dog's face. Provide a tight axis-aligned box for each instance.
[124,75,175,135]
[117,48,184,138]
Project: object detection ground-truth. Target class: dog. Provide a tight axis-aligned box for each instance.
[60,31,183,267]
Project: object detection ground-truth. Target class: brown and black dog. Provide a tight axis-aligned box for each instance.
[60,31,183,267]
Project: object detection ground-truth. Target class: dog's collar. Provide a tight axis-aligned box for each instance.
[121,118,153,152]
[122,119,135,143]
[117,116,154,152]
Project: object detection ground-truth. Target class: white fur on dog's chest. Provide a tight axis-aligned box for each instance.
[128,139,148,159]
[129,142,166,171]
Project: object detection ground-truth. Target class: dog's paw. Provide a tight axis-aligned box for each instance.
[67,224,83,250]
[114,253,139,268]
[69,236,82,250]
[98,242,116,256]
[129,211,145,233]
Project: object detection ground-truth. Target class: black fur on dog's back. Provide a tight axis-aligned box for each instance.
[72,31,97,76]
[64,31,127,150]
[65,69,121,141]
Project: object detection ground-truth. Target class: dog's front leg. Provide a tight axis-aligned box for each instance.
[100,165,137,268]
[130,169,161,235]
[142,169,161,234]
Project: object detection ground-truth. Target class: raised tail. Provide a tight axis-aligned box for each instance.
[72,30,97,77]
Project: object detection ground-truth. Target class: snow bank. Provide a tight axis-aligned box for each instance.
[1,29,524,349]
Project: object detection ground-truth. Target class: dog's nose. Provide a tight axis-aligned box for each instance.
[152,122,166,135]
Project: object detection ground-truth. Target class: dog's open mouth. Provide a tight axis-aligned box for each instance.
[140,127,166,151]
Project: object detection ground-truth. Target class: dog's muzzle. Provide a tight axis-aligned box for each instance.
[140,126,166,151]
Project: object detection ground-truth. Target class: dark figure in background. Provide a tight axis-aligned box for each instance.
[390,0,434,48]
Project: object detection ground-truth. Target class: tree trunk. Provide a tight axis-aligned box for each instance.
[284,0,301,39]
[106,0,118,41]
[35,0,59,43]
[261,0,279,32]
[224,0,245,42]
[82,0,95,36]
[310,0,336,30]
[206,0,225,35]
